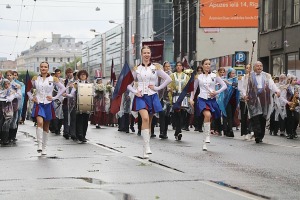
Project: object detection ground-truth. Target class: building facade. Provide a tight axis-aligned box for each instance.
[81,24,123,79]
[195,0,258,71]
[173,0,197,65]
[0,59,17,70]
[258,0,300,76]
[125,0,173,67]
[16,33,82,73]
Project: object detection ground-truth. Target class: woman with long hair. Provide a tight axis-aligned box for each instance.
[27,61,66,155]
[190,58,227,151]
[169,61,190,140]
[127,46,171,158]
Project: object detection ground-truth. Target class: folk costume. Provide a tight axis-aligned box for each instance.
[246,71,280,143]
[168,71,190,140]
[218,68,240,137]
[0,79,21,145]
[63,80,77,141]
[280,83,299,139]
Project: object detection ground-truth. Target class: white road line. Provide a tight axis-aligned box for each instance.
[201,181,266,200]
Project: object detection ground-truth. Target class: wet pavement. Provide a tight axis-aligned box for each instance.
[1,122,299,200]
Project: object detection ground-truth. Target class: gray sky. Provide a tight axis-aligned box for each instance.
[0,0,124,60]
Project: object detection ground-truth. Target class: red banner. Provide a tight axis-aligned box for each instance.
[142,41,164,63]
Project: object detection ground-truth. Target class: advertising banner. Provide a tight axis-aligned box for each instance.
[200,0,258,27]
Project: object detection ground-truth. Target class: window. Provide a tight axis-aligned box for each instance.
[287,52,300,77]
[53,57,56,62]
[36,67,39,72]
[293,0,300,23]
[45,57,48,62]
[67,57,70,62]
[272,0,282,29]
[263,0,270,31]
[37,57,39,62]
[272,55,284,76]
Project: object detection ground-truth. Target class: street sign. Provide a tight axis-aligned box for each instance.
[235,52,246,62]
[234,66,245,76]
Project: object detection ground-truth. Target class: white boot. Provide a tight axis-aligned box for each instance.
[42,131,48,155]
[36,127,43,153]
[203,122,211,143]
[141,129,151,159]
[202,143,207,151]
[245,134,250,140]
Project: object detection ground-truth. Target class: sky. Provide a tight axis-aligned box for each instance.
[0,0,124,60]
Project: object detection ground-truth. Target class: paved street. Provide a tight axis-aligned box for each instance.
[1,122,300,200]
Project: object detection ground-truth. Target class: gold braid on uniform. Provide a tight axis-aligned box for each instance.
[154,63,162,70]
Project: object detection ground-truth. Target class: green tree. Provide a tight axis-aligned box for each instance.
[16,70,38,83]
[58,57,82,72]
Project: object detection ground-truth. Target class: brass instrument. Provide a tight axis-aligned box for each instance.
[290,92,299,111]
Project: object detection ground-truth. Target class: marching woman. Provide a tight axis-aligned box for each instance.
[280,75,299,139]
[168,61,190,140]
[27,61,66,155]
[218,68,240,137]
[127,45,172,158]
[190,58,227,151]
[0,79,21,145]
[5,70,22,143]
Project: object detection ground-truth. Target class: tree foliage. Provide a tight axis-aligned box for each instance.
[57,57,82,72]
[17,70,38,82]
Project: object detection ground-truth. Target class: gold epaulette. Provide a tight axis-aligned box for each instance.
[132,65,137,71]
[238,75,243,80]
[32,76,38,81]
[195,74,199,79]
[154,63,162,70]
[53,77,59,82]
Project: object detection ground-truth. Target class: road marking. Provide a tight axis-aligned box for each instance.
[128,156,184,174]
[202,181,269,200]
[89,142,123,153]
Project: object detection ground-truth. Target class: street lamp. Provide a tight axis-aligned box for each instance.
[109,20,123,69]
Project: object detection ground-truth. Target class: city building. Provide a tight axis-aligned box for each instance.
[125,0,173,67]
[0,58,17,70]
[173,0,197,65]
[16,33,82,73]
[81,24,123,79]
[194,0,258,72]
[258,0,300,76]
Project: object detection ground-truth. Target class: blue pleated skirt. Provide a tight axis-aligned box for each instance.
[195,97,221,119]
[132,93,162,114]
[32,102,56,121]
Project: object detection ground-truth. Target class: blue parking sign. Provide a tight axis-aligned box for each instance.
[235,52,246,63]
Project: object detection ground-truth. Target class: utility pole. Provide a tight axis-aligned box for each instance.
[120,25,123,69]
